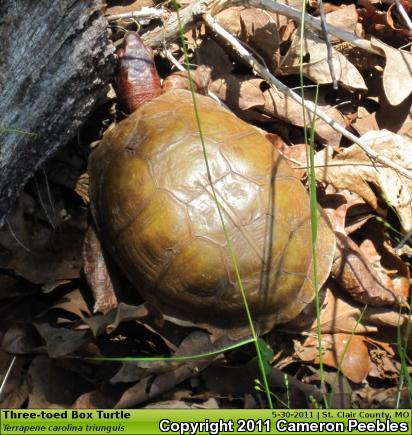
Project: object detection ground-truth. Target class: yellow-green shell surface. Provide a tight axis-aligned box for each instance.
[89,89,335,328]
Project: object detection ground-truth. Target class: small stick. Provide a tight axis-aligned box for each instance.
[0,356,16,399]
[394,0,412,31]
[202,13,412,182]
[316,0,338,90]
[107,7,167,23]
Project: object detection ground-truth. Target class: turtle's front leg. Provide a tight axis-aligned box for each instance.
[83,223,119,313]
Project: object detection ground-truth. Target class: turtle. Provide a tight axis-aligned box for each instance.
[86,32,401,332]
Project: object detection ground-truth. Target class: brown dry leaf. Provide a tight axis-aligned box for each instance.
[196,38,232,80]
[370,37,412,106]
[1,324,41,354]
[28,355,91,408]
[72,389,117,409]
[51,289,91,319]
[33,322,92,358]
[211,75,344,146]
[358,0,412,46]
[364,306,412,328]
[320,335,370,384]
[279,30,367,91]
[332,232,408,306]
[105,0,154,15]
[216,6,282,71]
[75,172,90,204]
[315,130,412,232]
[325,4,359,43]
[0,274,35,300]
[114,331,216,408]
[355,385,410,408]
[298,334,370,383]
[0,201,86,286]
[84,302,149,336]
[368,347,400,380]
[353,78,412,139]
[358,233,410,303]
[287,284,377,334]
[320,190,374,235]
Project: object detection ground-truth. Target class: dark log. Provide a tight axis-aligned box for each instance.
[0,0,115,225]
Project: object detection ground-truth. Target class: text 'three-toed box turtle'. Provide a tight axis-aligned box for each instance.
[88,32,336,330]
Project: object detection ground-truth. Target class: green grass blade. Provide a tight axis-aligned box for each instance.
[87,337,256,363]
[328,304,367,403]
[299,0,327,408]
[0,127,37,136]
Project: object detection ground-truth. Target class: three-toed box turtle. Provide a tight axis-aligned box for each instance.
[88,32,336,330]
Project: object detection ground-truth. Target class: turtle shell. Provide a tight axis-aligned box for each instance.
[88,89,335,328]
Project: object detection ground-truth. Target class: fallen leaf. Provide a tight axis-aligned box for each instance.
[320,190,374,235]
[299,334,370,383]
[359,0,412,47]
[33,322,91,358]
[355,385,410,408]
[332,232,408,306]
[0,275,36,300]
[279,29,367,91]
[50,289,91,319]
[325,5,359,43]
[370,37,412,106]
[196,38,233,80]
[353,78,412,139]
[305,368,353,408]
[1,324,41,354]
[363,306,412,328]
[105,0,154,15]
[114,331,216,408]
[211,74,344,146]
[315,130,412,232]
[72,389,117,409]
[0,214,85,286]
[368,348,399,380]
[84,302,149,336]
[286,284,377,334]
[216,6,282,71]
[358,225,410,303]
[28,355,92,408]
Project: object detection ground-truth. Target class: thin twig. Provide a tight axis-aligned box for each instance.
[202,13,412,182]
[42,168,57,225]
[317,0,338,90]
[107,7,167,23]
[0,356,16,399]
[394,0,412,31]
[34,173,55,229]
[395,230,412,251]
[5,218,32,253]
